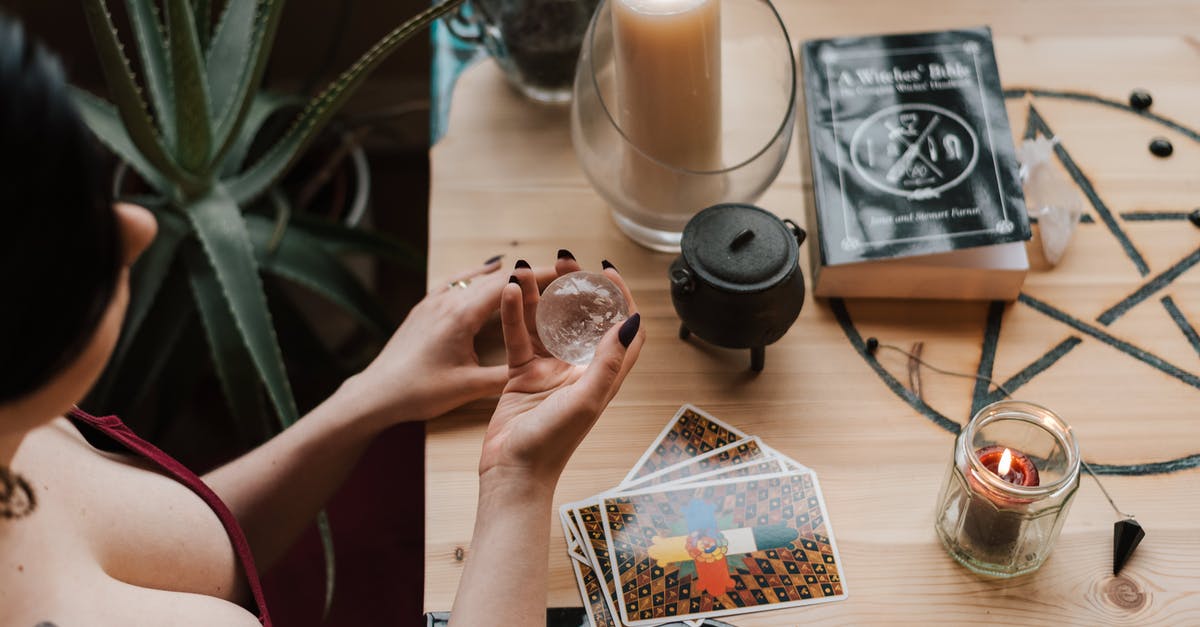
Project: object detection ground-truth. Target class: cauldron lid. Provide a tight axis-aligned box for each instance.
[681,204,797,293]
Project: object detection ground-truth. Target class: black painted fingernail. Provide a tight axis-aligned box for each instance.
[515,259,530,270]
[557,248,575,261]
[602,259,617,272]
[484,254,503,265]
[508,275,520,284]
[618,313,640,348]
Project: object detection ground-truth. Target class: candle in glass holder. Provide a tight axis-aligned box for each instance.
[962,446,1040,552]
[611,0,722,218]
[935,401,1080,578]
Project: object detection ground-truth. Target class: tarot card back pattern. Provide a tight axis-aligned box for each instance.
[632,409,746,480]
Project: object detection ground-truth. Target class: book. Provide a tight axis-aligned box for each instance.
[798,26,1031,301]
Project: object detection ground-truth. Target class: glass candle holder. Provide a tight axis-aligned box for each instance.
[570,0,796,252]
[934,400,1080,578]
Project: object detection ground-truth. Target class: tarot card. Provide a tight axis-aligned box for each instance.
[760,444,809,474]
[570,450,789,625]
[622,437,769,491]
[572,501,624,624]
[669,457,790,488]
[601,471,848,625]
[560,503,591,564]
[570,551,619,627]
[622,405,749,486]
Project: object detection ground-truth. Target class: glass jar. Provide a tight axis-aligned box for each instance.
[934,400,1080,578]
[457,0,601,103]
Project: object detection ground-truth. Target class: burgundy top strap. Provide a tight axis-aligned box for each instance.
[67,408,272,626]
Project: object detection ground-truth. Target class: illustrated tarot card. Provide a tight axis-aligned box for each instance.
[571,452,794,623]
[622,437,769,491]
[601,471,848,625]
[622,405,749,486]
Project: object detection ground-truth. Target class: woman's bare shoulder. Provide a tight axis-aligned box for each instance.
[7,418,246,608]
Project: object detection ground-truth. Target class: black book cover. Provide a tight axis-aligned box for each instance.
[800,27,1030,267]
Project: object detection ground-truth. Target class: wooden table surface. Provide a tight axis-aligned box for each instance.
[424,2,1200,623]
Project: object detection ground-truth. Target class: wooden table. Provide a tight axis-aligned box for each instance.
[425,2,1200,623]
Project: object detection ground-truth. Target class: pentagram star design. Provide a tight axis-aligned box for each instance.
[835,88,1200,476]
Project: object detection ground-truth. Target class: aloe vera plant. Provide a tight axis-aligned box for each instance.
[74,0,466,610]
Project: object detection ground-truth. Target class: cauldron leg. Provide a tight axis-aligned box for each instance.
[750,346,765,372]
[679,324,691,340]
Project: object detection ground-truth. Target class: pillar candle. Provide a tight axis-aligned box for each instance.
[611,0,722,223]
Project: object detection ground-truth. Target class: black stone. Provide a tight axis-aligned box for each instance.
[1129,89,1153,111]
[1189,208,1200,228]
[1113,518,1145,575]
[1149,137,1174,158]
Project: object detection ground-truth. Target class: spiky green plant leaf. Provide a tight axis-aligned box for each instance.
[193,0,212,49]
[245,214,393,337]
[220,91,302,178]
[290,215,425,270]
[71,88,171,197]
[208,0,287,169]
[316,511,336,620]
[228,0,466,204]
[123,0,175,150]
[206,0,260,136]
[165,0,214,173]
[183,241,265,433]
[185,186,298,425]
[80,0,200,194]
[187,237,337,610]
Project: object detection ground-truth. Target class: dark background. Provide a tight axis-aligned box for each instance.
[5,1,435,624]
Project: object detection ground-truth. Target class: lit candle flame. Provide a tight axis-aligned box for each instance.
[997,448,1013,477]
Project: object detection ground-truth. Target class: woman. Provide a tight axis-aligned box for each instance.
[0,17,643,625]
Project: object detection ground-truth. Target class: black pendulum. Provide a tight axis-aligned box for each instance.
[1082,458,1146,576]
[1113,519,1145,576]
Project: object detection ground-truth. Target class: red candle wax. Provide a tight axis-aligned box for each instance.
[976,445,1040,488]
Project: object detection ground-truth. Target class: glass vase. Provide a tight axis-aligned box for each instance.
[570,0,796,252]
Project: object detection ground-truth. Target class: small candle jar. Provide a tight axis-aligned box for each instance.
[934,400,1080,577]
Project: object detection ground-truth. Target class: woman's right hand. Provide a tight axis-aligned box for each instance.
[477,254,645,489]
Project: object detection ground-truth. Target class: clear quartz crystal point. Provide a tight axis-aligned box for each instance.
[536,271,629,365]
[1018,137,1083,266]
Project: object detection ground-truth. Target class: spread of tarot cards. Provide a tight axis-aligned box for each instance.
[559,405,848,626]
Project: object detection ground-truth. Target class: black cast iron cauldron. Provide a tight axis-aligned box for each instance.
[669,204,807,372]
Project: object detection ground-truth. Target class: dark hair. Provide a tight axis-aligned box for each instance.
[0,15,122,404]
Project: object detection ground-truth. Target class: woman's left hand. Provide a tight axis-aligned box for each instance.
[345,257,555,426]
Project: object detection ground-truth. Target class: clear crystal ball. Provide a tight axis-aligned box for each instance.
[536,271,629,365]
